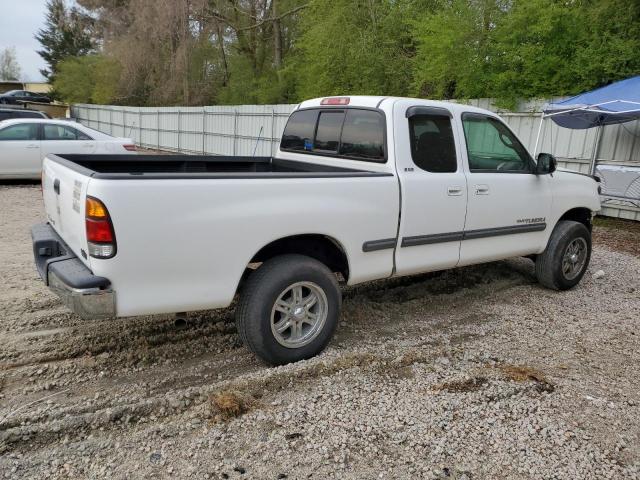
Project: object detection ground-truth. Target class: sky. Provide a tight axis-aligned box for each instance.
[0,0,50,82]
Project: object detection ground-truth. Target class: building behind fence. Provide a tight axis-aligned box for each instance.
[71,100,640,221]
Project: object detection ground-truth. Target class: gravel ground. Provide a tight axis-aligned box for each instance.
[1,183,639,480]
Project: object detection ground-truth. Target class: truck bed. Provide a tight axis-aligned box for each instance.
[48,154,392,180]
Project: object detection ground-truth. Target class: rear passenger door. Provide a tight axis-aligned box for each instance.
[394,103,468,276]
[41,123,96,158]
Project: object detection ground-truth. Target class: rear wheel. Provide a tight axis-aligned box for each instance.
[235,254,341,365]
[535,220,592,290]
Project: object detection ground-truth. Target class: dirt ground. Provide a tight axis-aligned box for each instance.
[1,183,639,479]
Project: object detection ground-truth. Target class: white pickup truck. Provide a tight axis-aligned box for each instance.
[32,96,601,365]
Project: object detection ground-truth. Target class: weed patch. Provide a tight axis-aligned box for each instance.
[434,376,488,393]
[210,390,255,420]
[497,365,555,393]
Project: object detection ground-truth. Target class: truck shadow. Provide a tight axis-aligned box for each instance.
[2,257,537,372]
[0,180,40,186]
[344,257,536,303]
[0,257,541,451]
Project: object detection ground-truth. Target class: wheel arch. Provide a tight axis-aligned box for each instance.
[241,233,350,287]
[557,207,593,232]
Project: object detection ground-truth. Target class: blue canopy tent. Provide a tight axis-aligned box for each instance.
[533,77,640,208]
[541,75,640,130]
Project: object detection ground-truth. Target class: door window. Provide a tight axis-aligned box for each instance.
[0,123,38,141]
[43,124,92,141]
[409,114,457,173]
[462,114,532,173]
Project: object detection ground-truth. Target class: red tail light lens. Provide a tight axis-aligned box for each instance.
[123,144,137,152]
[86,197,117,258]
[86,218,114,243]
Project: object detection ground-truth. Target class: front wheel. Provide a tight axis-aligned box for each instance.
[235,254,341,365]
[535,220,592,290]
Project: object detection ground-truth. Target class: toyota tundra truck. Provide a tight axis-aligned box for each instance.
[31,96,601,365]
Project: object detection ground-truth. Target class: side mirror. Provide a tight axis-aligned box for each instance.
[536,153,557,175]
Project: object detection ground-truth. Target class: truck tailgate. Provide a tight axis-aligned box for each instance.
[42,157,91,268]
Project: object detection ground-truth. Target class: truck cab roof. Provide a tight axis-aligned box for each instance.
[298,96,497,117]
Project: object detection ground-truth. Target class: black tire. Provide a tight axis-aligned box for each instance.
[535,220,592,290]
[235,254,341,365]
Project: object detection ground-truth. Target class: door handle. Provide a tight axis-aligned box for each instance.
[26,144,39,149]
[475,184,490,195]
[53,179,60,195]
[447,186,463,196]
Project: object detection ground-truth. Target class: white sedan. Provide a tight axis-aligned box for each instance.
[0,119,136,179]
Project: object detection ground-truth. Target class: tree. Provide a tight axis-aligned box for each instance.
[200,0,308,104]
[570,0,640,92]
[411,0,508,100]
[53,0,640,107]
[0,47,21,81]
[291,0,417,100]
[53,55,121,104]
[35,0,96,83]
[411,0,640,107]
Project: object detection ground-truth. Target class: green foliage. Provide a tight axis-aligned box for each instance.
[216,55,264,105]
[411,0,640,107]
[53,0,640,107]
[292,0,416,99]
[412,0,503,99]
[36,0,95,84]
[54,55,120,104]
[571,0,640,89]
[217,60,295,105]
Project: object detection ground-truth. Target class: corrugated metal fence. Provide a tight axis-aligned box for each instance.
[71,101,640,220]
[71,104,296,157]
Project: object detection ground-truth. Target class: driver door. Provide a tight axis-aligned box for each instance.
[459,113,552,265]
[0,122,41,177]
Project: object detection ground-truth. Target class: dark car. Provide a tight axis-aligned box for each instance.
[0,90,52,104]
[0,108,50,121]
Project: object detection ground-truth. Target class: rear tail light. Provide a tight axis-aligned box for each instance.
[321,97,350,106]
[123,144,136,152]
[86,196,117,258]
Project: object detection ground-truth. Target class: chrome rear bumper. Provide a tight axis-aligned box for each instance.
[47,269,116,319]
[31,223,116,319]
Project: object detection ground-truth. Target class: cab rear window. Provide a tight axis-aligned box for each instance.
[280,108,385,162]
[280,109,318,151]
[339,110,385,160]
[314,111,344,152]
